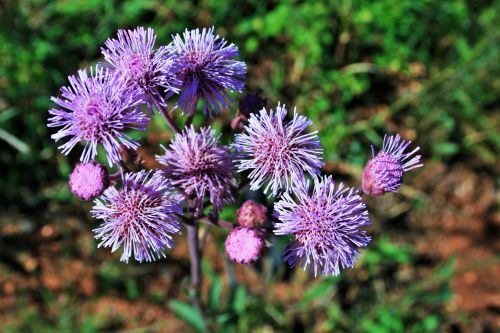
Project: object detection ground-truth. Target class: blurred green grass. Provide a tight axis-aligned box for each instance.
[0,0,499,332]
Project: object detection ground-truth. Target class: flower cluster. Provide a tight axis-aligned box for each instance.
[48,26,423,279]
[49,27,245,167]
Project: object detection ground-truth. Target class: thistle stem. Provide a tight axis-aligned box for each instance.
[159,105,181,134]
[199,216,234,230]
[187,222,203,313]
[199,224,211,252]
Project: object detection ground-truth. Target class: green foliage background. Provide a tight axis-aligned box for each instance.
[0,0,498,332]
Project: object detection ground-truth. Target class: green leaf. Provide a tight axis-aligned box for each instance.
[436,256,456,280]
[0,128,30,154]
[209,276,223,310]
[378,237,413,263]
[299,278,335,308]
[422,315,440,331]
[0,108,17,124]
[433,142,460,156]
[231,286,247,315]
[422,284,453,304]
[245,37,258,53]
[169,300,207,332]
[215,313,232,324]
[126,279,138,300]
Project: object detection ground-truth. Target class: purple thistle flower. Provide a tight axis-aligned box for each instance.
[156,126,236,214]
[48,66,148,166]
[362,134,423,196]
[69,162,109,201]
[92,170,182,263]
[225,227,265,265]
[101,27,180,113]
[233,103,324,196]
[168,27,246,116]
[274,176,371,276]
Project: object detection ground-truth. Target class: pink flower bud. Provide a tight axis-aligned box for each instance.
[69,162,108,201]
[225,227,265,265]
[236,200,267,227]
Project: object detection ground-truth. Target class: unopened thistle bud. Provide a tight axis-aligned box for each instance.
[69,162,109,201]
[225,227,265,265]
[236,200,267,228]
[362,134,423,196]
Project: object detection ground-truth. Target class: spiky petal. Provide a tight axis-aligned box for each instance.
[92,170,182,263]
[274,176,371,276]
[48,67,148,166]
[233,103,324,196]
[101,27,180,113]
[156,126,236,214]
[169,27,246,116]
[362,134,423,196]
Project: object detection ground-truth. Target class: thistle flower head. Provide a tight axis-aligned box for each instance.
[237,200,267,228]
[274,176,371,276]
[233,103,324,196]
[169,27,246,116]
[156,126,236,214]
[69,162,109,201]
[225,227,265,264]
[362,134,423,196]
[48,67,148,166]
[92,170,182,263]
[101,27,180,113]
